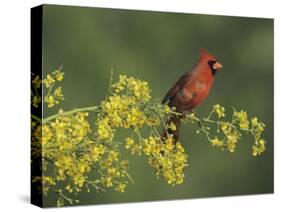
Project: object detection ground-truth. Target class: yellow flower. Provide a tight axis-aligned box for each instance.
[53,87,64,99]
[163,105,171,113]
[226,134,239,152]
[125,137,134,149]
[213,104,225,118]
[251,117,265,140]
[115,183,126,193]
[221,122,229,133]
[32,75,41,88]
[73,175,85,188]
[42,125,52,145]
[65,184,73,193]
[168,122,177,131]
[111,75,151,102]
[101,176,113,188]
[111,75,127,93]
[175,151,187,163]
[126,108,145,128]
[176,142,185,152]
[91,144,106,161]
[145,117,160,126]
[251,117,259,126]
[55,71,64,81]
[44,95,56,108]
[210,137,224,148]
[44,74,55,88]
[108,150,119,161]
[107,167,120,177]
[234,110,249,130]
[143,136,157,155]
[165,137,174,151]
[97,117,114,140]
[219,121,241,153]
[32,95,41,108]
[130,143,143,155]
[252,139,266,156]
[141,135,188,185]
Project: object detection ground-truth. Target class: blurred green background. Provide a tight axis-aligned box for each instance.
[42,4,273,207]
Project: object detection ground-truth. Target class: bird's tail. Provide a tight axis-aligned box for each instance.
[161,114,182,143]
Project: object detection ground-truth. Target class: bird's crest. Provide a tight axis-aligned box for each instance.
[199,48,216,61]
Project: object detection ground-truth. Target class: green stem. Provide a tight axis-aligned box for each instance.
[125,172,135,184]
[206,110,214,120]
[32,83,41,97]
[31,114,42,123]
[42,106,100,124]
[46,83,54,97]
[86,180,105,192]
[200,126,212,142]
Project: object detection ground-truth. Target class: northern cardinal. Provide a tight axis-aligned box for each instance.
[162,48,223,142]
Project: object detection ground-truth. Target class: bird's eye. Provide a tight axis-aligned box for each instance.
[208,60,216,66]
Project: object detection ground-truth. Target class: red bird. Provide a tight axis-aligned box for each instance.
[162,48,223,142]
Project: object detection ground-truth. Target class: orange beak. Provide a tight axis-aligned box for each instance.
[212,61,223,70]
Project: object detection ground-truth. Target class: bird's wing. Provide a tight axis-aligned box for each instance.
[162,71,193,105]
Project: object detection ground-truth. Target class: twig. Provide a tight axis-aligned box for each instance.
[31,114,42,123]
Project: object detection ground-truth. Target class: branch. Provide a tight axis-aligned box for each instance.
[42,106,100,123]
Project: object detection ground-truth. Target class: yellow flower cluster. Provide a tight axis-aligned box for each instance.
[197,107,267,156]
[97,75,153,141]
[232,111,266,155]
[125,135,188,185]
[32,95,41,108]
[32,75,42,88]
[96,116,115,140]
[251,117,265,140]
[233,110,249,130]
[250,117,266,156]
[31,75,42,108]
[44,74,55,88]
[43,72,64,108]
[43,70,64,88]
[31,69,65,109]
[111,75,151,101]
[220,122,241,152]
[97,74,189,185]
[252,139,266,156]
[32,110,131,206]
[210,137,224,148]
[100,95,146,131]
[144,136,187,185]
[208,122,241,152]
[125,137,142,155]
